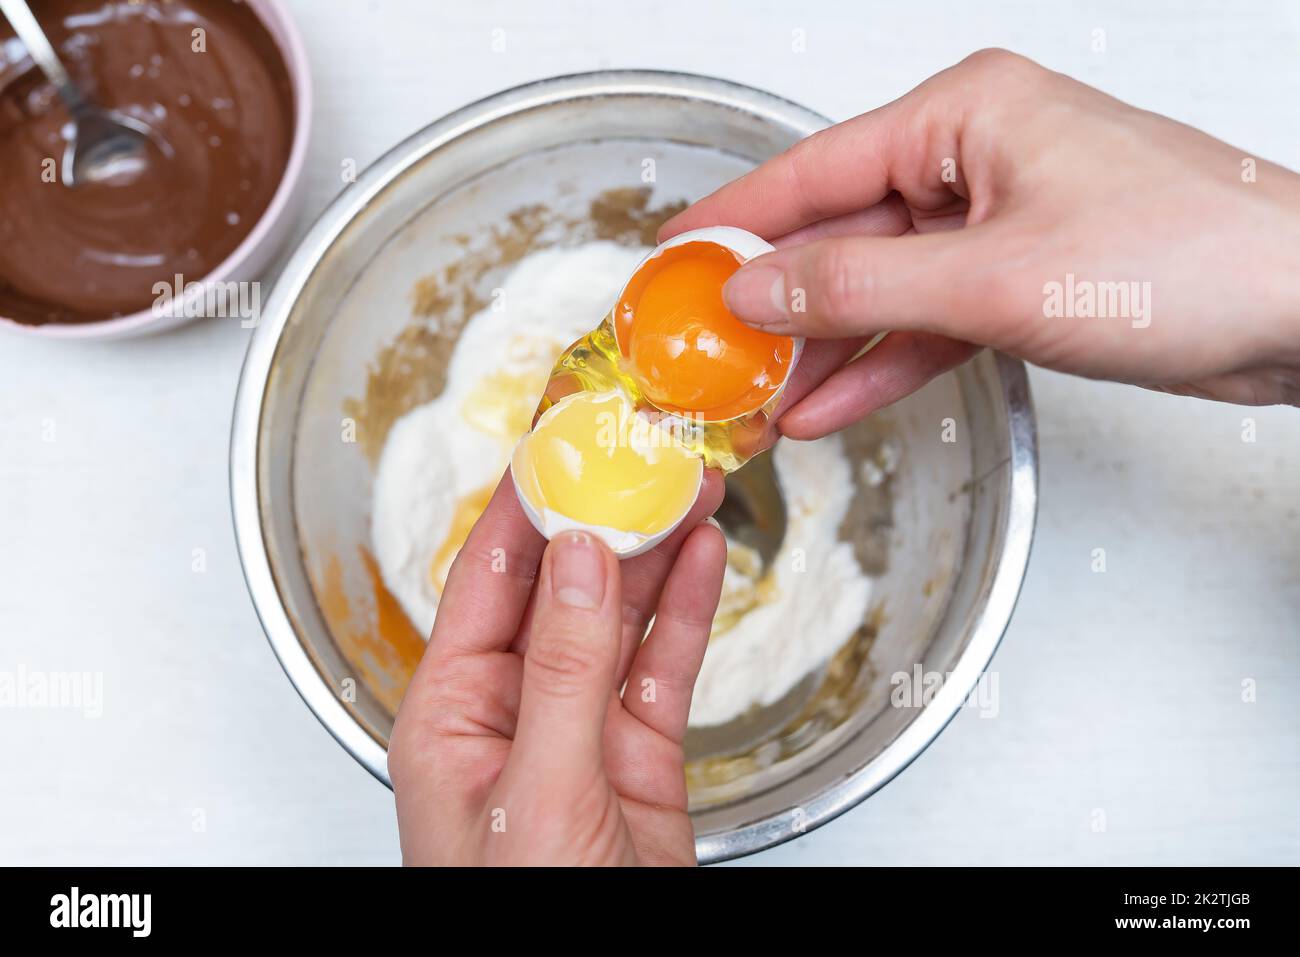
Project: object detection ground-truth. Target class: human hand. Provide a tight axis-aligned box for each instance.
[389,472,726,866]
[662,49,1300,439]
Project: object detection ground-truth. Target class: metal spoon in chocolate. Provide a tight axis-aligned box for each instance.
[1,0,167,187]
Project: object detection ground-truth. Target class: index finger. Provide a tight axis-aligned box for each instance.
[659,107,901,241]
[657,63,974,242]
[424,471,547,660]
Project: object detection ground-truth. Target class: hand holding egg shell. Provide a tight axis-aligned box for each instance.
[511,227,803,557]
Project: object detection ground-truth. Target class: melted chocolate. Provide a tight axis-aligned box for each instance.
[0,0,295,325]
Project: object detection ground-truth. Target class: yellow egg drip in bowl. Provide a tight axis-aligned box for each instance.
[511,226,802,557]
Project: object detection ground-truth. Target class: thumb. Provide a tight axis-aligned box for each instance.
[723,230,998,341]
[509,531,621,780]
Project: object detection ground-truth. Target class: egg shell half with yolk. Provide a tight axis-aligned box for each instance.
[613,226,804,422]
[510,390,705,559]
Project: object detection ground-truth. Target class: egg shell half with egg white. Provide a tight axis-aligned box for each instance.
[613,226,805,422]
[510,390,705,559]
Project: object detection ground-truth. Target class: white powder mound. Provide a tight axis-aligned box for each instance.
[372,242,646,636]
[372,242,875,728]
[687,433,873,727]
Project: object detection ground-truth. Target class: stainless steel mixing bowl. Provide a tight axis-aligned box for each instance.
[230,70,1037,863]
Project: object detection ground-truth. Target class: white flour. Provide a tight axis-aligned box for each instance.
[371,242,644,631]
[371,242,874,728]
[687,433,872,726]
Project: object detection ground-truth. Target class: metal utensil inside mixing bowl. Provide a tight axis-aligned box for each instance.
[718,453,786,569]
[230,71,1037,863]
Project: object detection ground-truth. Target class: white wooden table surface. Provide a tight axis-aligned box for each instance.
[1,0,1297,865]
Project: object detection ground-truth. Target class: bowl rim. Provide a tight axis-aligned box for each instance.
[230,69,1039,863]
[0,0,313,340]
[695,350,1036,863]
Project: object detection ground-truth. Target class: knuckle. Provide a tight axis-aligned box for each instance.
[526,634,603,696]
[962,47,1015,67]
[963,47,1032,74]
[960,48,1047,91]
[787,132,833,219]
[655,593,715,635]
[392,653,519,743]
[425,678,485,732]
[621,602,651,642]
[810,242,866,322]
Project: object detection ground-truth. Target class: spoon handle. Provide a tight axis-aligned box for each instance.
[0,0,89,115]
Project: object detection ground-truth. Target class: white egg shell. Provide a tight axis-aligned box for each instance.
[655,224,777,262]
[509,400,705,560]
[614,226,805,415]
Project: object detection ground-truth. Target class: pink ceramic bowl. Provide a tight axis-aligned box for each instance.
[0,0,312,341]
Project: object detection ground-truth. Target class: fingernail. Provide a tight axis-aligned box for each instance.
[724,264,788,327]
[551,531,606,609]
[703,516,723,532]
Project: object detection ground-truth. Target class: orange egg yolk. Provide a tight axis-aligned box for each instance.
[615,242,795,421]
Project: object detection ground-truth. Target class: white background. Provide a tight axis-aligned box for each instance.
[1,0,1298,865]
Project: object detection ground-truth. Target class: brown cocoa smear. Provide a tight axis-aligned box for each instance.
[0,0,295,325]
